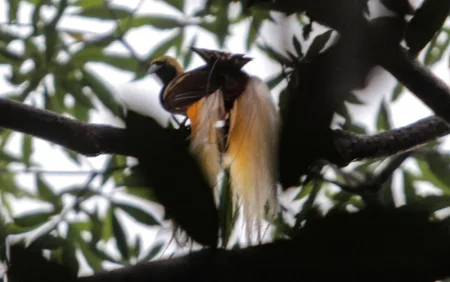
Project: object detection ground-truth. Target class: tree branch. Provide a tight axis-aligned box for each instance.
[0,98,136,157]
[77,208,450,282]
[328,115,449,166]
[0,98,448,170]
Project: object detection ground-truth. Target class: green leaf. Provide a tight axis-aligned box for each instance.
[115,201,160,226]
[246,15,264,51]
[376,99,391,131]
[44,24,59,62]
[294,181,314,200]
[125,186,158,202]
[102,206,113,241]
[112,208,129,260]
[405,0,450,55]
[294,180,321,226]
[164,0,184,11]
[126,15,185,30]
[391,82,404,101]
[77,6,132,20]
[143,32,181,66]
[36,175,58,203]
[305,29,333,59]
[13,210,55,228]
[22,135,33,167]
[82,67,123,117]
[420,151,450,194]
[257,44,291,65]
[8,0,19,23]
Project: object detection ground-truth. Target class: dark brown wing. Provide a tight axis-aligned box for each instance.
[160,67,222,114]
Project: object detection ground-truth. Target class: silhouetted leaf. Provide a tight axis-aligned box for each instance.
[420,151,450,194]
[140,242,164,261]
[115,201,160,226]
[292,36,303,57]
[112,208,129,260]
[305,29,333,59]
[376,99,392,131]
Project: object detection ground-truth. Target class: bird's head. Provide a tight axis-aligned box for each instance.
[147,55,184,85]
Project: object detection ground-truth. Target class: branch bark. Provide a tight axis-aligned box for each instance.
[78,208,450,282]
[0,98,137,157]
[0,98,447,169]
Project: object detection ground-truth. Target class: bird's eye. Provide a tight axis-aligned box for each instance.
[154,61,164,65]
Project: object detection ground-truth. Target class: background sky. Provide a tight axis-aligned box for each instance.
[0,0,449,275]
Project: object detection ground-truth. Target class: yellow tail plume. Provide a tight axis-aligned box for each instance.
[187,91,226,189]
[187,77,279,245]
[225,76,280,244]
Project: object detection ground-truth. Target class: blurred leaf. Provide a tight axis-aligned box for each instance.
[246,11,265,50]
[405,195,450,213]
[376,99,392,131]
[403,169,420,203]
[14,210,55,228]
[391,82,404,101]
[419,151,450,194]
[182,35,197,68]
[22,135,33,167]
[295,180,321,226]
[82,67,123,117]
[8,0,18,23]
[405,0,450,55]
[69,225,104,271]
[77,6,132,20]
[125,186,158,203]
[304,29,333,59]
[294,181,314,200]
[266,72,285,90]
[344,92,364,105]
[112,208,129,260]
[165,0,184,11]
[44,25,59,62]
[140,242,164,261]
[102,206,114,241]
[257,44,291,65]
[125,15,185,30]
[115,201,160,226]
[292,35,303,57]
[36,175,59,205]
[424,29,450,66]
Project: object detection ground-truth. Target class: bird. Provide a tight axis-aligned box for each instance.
[147,47,280,244]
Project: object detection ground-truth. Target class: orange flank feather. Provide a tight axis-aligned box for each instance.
[187,91,226,189]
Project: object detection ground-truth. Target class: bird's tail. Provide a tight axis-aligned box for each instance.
[187,91,226,189]
[224,76,280,244]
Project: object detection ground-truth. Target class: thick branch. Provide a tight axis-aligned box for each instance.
[0,98,137,157]
[328,115,450,166]
[0,98,448,169]
[78,208,450,282]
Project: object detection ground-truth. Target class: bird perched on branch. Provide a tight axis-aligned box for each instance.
[147,47,279,243]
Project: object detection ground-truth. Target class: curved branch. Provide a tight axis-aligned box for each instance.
[329,115,450,166]
[0,98,137,157]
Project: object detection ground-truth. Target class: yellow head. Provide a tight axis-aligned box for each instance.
[147,55,184,85]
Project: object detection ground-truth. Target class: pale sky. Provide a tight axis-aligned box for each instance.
[0,0,449,276]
